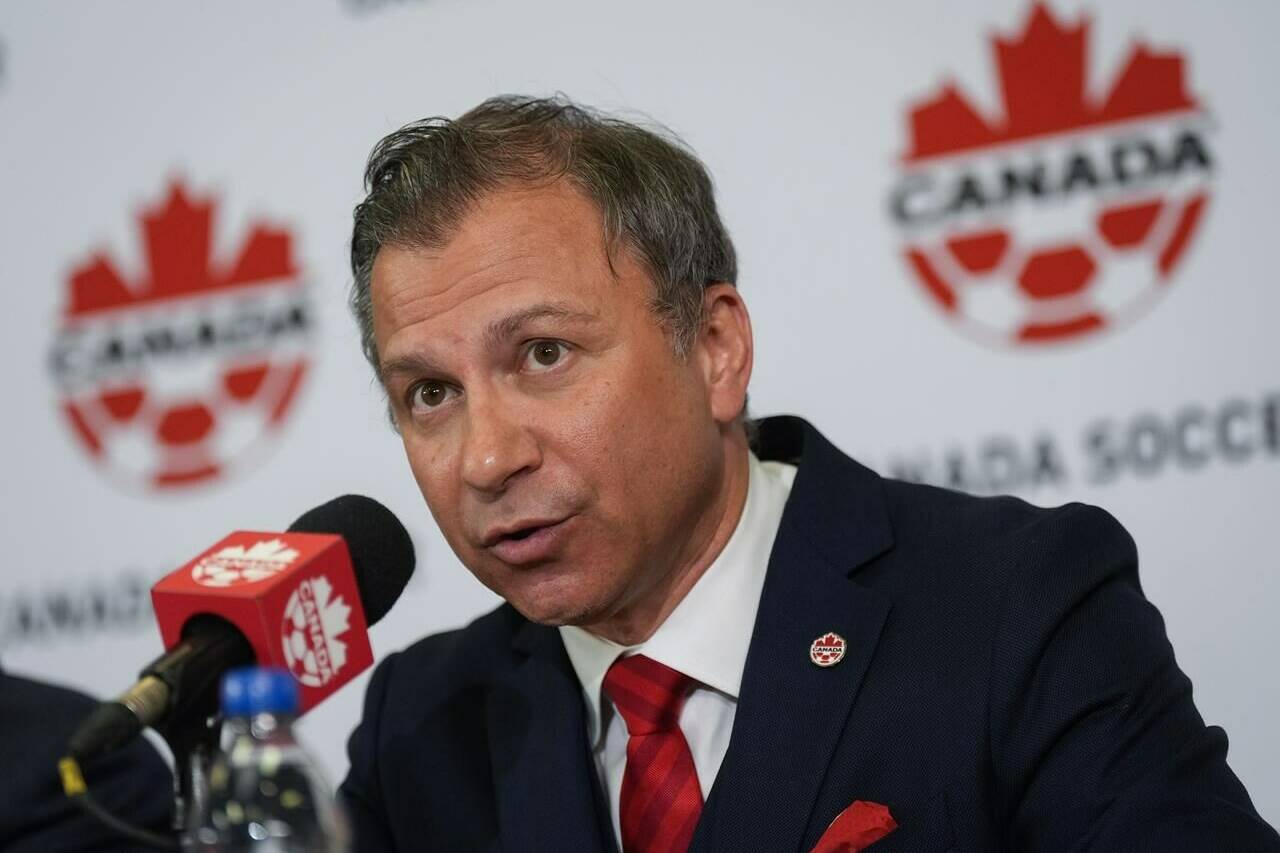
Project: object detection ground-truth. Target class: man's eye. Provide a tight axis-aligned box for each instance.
[526,340,567,369]
[409,381,453,410]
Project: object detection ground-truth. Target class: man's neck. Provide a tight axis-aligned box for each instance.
[582,434,752,646]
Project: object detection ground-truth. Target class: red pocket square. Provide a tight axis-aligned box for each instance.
[811,800,897,853]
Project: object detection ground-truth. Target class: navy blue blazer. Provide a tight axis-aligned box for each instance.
[341,416,1278,852]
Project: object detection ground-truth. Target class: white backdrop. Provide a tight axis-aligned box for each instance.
[1,0,1276,826]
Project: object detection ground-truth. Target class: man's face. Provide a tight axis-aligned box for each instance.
[370,181,732,627]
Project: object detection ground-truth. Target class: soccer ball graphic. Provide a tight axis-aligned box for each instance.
[60,342,311,490]
[905,190,1208,345]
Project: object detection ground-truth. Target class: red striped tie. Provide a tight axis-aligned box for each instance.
[602,654,703,853]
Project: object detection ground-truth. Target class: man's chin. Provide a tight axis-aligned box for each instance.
[510,597,605,628]
[503,579,616,627]
[471,557,622,627]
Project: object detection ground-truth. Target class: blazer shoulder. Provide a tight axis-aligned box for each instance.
[879,477,1134,558]
[870,477,1139,606]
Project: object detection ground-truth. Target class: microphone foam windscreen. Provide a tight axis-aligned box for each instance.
[288,494,415,625]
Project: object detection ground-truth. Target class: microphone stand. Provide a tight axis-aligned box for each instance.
[141,616,255,836]
[60,619,252,849]
[156,711,222,835]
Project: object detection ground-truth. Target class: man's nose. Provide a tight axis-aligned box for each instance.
[459,392,541,496]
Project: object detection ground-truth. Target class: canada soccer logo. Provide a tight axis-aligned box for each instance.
[190,539,300,588]
[49,179,312,490]
[810,632,847,668]
[889,3,1214,346]
[280,574,352,688]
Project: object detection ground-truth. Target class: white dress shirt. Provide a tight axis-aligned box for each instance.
[558,451,797,850]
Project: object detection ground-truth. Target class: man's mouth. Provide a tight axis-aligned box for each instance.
[482,516,574,565]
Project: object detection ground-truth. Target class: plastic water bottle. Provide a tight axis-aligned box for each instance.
[185,666,350,852]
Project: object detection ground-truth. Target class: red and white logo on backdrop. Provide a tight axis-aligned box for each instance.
[49,179,312,490]
[888,2,1214,346]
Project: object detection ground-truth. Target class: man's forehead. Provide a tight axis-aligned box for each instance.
[378,299,602,380]
[371,239,610,340]
[372,186,614,307]
[418,181,610,282]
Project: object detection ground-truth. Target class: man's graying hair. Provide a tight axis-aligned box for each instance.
[348,94,738,375]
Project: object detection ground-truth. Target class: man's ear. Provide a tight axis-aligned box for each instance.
[696,283,754,426]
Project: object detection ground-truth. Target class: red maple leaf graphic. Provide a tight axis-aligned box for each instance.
[66,179,298,319]
[905,3,1199,162]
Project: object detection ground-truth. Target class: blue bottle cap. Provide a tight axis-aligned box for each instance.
[220,666,300,717]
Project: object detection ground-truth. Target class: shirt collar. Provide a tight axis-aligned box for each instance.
[559,451,797,745]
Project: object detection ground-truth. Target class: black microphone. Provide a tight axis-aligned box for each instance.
[67,495,414,763]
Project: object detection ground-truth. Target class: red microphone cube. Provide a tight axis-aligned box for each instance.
[151,531,374,714]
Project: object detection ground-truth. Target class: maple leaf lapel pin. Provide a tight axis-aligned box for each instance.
[810,800,897,853]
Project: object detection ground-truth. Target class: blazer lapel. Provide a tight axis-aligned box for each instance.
[486,621,612,853]
[692,417,896,853]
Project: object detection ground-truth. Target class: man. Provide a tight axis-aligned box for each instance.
[0,663,175,851]
[340,96,1278,852]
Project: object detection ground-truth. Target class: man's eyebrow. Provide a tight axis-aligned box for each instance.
[377,303,598,383]
[482,302,599,350]
[378,353,443,385]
